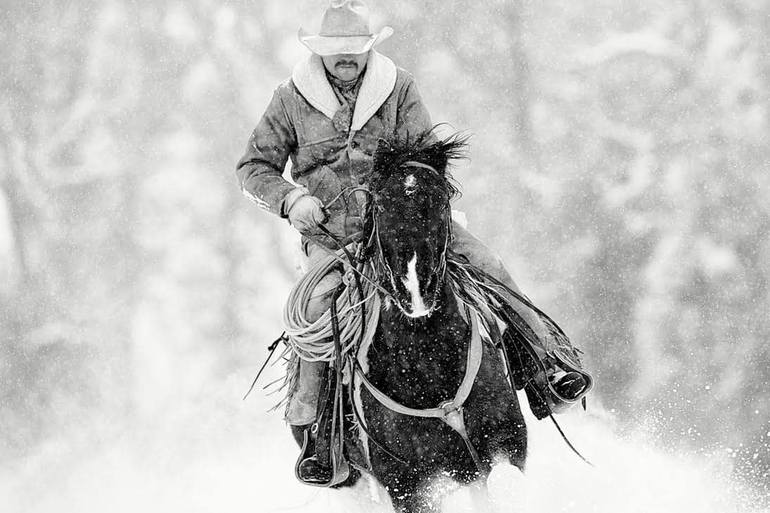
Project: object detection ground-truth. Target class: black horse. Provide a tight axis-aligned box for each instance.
[292,131,528,512]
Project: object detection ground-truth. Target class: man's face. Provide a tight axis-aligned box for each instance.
[321,52,369,82]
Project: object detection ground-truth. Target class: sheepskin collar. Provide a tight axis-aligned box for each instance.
[292,51,397,132]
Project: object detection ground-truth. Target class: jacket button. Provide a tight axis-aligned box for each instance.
[350,141,359,149]
[358,177,366,185]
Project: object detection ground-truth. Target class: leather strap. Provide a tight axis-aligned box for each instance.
[355,309,483,420]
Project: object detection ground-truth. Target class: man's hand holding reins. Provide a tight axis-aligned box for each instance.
[288,194,327,233]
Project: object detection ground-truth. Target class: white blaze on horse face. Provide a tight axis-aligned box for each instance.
[402,252,429,318]
[404,174,417,196]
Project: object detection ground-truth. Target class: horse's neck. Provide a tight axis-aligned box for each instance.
[369,284,470,406]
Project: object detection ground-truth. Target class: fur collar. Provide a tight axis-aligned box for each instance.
[291,51,397,132]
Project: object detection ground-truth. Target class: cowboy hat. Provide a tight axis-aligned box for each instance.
[298,0,393,56]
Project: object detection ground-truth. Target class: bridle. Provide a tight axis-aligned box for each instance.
[369,161,454,315]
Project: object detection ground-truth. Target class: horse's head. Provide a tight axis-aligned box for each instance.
[368,130,466,318]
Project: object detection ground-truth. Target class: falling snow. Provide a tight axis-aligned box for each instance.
[1,1,769,512]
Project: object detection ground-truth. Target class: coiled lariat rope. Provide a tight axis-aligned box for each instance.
[282,247,380,363]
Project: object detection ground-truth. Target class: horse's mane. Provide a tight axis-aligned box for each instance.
[370,127,469,201]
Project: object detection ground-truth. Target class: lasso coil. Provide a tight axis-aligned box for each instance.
[282,249,379,362]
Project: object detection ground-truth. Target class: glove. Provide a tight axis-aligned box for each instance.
[288,194,327,233]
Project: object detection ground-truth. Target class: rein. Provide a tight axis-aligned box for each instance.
[307,227,393,299]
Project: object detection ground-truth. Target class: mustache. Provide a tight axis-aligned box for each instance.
[335,61,358,67]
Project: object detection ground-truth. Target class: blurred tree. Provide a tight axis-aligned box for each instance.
[0,0,123,456]
[509,0,770,484]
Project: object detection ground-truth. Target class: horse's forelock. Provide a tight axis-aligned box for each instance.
[372,129,467,201]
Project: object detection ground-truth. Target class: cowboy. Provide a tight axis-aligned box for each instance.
[236,0,591,484]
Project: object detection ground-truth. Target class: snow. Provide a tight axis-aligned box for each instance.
[1,367,764,513]
[2,1,769,511]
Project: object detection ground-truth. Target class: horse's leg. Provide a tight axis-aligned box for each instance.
[390,492,437,513]
[487,459,529,513]
[467,480,495,513]
[436,480,494,513]
[378,472,437,513]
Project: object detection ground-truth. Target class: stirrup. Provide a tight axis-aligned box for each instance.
[543,366,593,415]
[550,370,587,401]
[294,424,350,487]
[523,365,593,420]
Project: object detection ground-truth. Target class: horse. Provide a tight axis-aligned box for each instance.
[289,130,528,512]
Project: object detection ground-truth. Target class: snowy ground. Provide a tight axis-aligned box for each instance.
[2,360,765,513]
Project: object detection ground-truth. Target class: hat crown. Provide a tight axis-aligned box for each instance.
[319,0,372,37]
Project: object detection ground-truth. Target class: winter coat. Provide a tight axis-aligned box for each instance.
[235,51,433,248]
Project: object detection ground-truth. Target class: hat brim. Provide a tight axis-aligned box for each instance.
[298,26,393,56]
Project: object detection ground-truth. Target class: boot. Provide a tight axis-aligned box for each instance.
[498,311,592,419]
[293,363,350,487]
[550,369,588,401]
[526,359,591,419]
